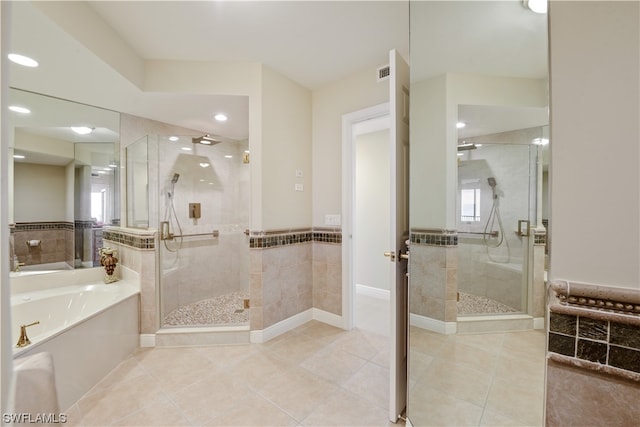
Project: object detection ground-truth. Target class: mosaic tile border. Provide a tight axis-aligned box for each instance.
[249,228,342,248]
[410,228,458,247]
[103,228,155,250]
[548,280,640,381]
[75,220,97,230]
[533,228,547,245]
[12,221,74,232]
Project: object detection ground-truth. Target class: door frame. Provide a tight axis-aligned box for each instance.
[341,102,390,331]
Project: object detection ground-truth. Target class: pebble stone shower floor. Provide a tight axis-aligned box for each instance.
[163,291,250,326]
[457,292,519,315]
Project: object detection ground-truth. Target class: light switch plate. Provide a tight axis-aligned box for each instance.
[324,214,341,226]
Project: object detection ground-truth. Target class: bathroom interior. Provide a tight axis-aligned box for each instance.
[2,1,556,425]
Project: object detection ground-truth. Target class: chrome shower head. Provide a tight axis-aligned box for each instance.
[487,177,497,188]
[171,173,180,184]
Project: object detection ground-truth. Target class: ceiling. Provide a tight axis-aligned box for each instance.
[7,1,548,143]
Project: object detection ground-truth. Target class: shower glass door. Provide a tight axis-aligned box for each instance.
[456,137,537,316]
[157,135,250,328]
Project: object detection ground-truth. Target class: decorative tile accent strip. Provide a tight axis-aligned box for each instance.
[410,228,457,247]
[13,221,74,231]
[550,280,640,316]
[102,227,155,250]
[533,228,547,245]
[74,220,96,229]
[249,228,342,248]
[548,280,640,380]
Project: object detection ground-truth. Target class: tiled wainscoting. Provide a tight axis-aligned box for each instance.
[10,221,74,267]
[408,228,458,333]
[546,280,640,426]
[102,226,343,342]
[102,227,157,334]
[249,228,342,333]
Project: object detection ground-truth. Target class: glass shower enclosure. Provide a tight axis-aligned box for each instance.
[456,127,544,317]
[155,135,250,328]
[126,134,250,329]
[157,135,250,328]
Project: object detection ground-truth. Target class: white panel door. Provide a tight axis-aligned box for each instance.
[387,48,410,422]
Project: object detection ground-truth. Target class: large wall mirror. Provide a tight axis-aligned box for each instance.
[9,88,120,273]
[408,1,549,425]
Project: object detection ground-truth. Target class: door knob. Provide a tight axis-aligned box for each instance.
[384,251,396,261]
[400,251,410,260]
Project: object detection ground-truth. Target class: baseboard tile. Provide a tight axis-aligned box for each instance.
[139,334,156,348]
[409,313,457,334]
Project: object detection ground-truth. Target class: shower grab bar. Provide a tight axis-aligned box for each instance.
[459,231,499,237]
[162,230,219,240]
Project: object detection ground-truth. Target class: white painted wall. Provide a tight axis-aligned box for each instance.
[410,73,547,230]
[355,129,391,291]
[549,1,640,289]
[312,65,389,227]
[14,163,67,222]
[1,1,12,412]
[261,67,312,229]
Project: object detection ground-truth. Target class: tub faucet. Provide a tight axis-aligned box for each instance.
[16,321,40,348]
[14,262,25,272]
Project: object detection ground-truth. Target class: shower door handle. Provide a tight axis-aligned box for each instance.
[384,251,396,262]
[517,220,530,237]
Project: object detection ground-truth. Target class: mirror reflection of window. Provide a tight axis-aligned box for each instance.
[461,188,481,222]
[91,191,106,224]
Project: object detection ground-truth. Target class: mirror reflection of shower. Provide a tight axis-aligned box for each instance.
[483,176,510,263]
[161,172,184,252]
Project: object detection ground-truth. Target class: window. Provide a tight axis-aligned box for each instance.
[91,190,106,223]
[461,188,481,222]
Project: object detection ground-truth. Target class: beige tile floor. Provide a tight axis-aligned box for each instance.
[64,320,395,427]
[64,294,546,427]
[407,326,546,427]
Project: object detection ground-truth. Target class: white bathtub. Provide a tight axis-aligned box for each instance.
[11,267,140,410]
[10,261,73,278]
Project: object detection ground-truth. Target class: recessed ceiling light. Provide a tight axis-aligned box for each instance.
[9,105,30,114]
[224,155,233,159]
[214,113,228,122]
[199,162,210,168]
[8,53,38,67]
[181,147,192,151]
[13,154,25,159]
[526,0,547,14]
[71,126,94,135]
[169,136,179,142]
[456,122,466,129]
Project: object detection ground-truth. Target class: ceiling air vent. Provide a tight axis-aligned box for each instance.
[377,65,390,82]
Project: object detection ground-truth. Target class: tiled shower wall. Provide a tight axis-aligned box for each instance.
[546,281,640,426]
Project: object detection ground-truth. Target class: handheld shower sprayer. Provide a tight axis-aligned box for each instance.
[164,172,183,252]
[483,175,510,262]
